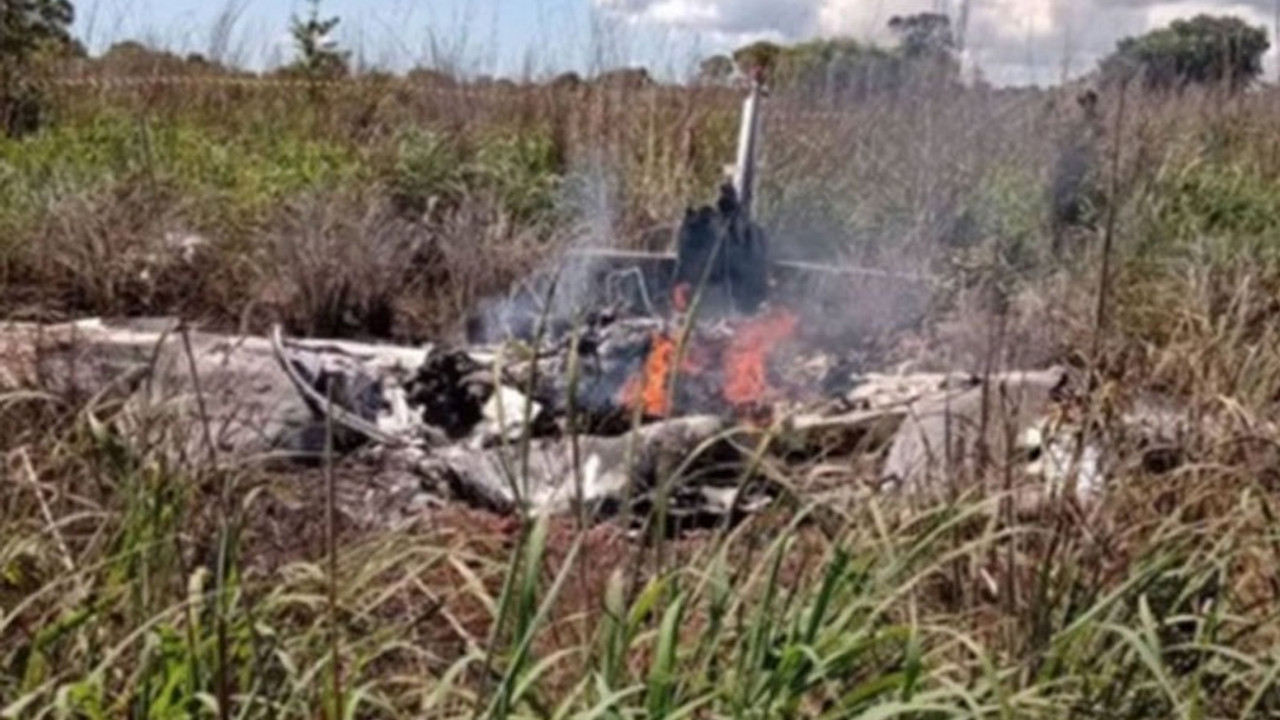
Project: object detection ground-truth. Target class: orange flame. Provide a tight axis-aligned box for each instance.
[722,309,798,410]
[620,332,695,417]
[620,309,797,419]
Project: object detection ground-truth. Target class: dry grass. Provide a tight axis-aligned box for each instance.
[5,74,1280,717]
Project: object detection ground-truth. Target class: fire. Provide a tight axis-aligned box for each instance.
[722,309,798,410]
[620,332,705,417]
[621,333,678,417]
[619,308,798,420]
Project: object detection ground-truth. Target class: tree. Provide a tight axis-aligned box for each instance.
[1100,14,1269,91]
[97,41,215,75]
[547,71,582,90]
[772,37,903,96]
[888,12,955,61]
[715,15,961,99]
[0,0,75,136]
[283,0,349,80]
[697,54,735,86]
[720,35,924,97]
[407,66,457,88]
[887,12,960,87]
[732,41,783,76]
[594,67,654,90]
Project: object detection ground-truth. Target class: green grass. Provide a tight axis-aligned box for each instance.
[5,415,1280,718]
[0,111,568,243]
[6,78,1280,718]
[0,111,363,234]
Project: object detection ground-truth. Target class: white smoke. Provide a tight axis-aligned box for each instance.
[466,153,628,343]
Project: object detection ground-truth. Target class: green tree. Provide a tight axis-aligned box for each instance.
[0,0,75,136]
[732,41,783,76]
[96,40,213,75]
[888,12,955,61]
[719,15,961,98]
[887,12,960,87]
[773,37,902,95]
[697,54,735,85]
[284,0,349,80]
[1100,14,1269,90]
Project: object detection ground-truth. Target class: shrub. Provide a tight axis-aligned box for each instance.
[467,130,563,223]
[0,0,76,136]
[382,128,465,219]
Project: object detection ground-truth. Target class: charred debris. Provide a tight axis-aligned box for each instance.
[0,76,1190,538]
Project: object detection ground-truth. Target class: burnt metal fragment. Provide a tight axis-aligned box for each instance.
[406,347,489,439]
[673,183,770,316]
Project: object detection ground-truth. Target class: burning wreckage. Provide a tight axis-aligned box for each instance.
[0,306,1102,534]
[0,77,1185,534]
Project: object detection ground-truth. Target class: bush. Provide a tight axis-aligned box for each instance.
[467,130,563,222]
[382,128,465,218]
[0,0,76,136]
[258,194,425,338]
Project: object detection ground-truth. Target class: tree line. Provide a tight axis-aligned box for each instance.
[698,12,1270,96]
[1,0,1274,136]
[697,12,961,95]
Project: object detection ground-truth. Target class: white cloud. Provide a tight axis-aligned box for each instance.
[594,0,820,38]
[592,0,1280,85]
[815,0,937,41]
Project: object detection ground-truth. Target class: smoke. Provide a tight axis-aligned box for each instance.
[465,152,627,344]
[464,47,1108,377]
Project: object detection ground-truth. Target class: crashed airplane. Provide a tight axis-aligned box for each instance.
[0,71,1188,536]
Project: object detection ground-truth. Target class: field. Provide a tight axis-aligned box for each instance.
[5,67,1280,718]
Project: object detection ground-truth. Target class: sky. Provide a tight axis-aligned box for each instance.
[71,0,1280,86]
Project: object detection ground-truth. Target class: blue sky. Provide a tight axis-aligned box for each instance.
[71,0,715,79]
[71,0,1280,86]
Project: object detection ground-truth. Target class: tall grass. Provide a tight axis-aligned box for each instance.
[5,398,1280,717]
[5,67,1280,718]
